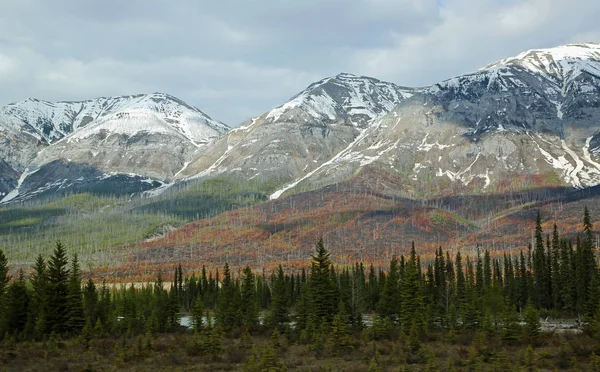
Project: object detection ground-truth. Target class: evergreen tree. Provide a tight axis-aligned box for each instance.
[483,250,492,291]
[46,241,71,336]
[522,302,541,342]
[191,296,205,332]
[216,263,241,329]
[328,299,353,354]
[0,248,10,335]
[0,248,9,301]
[268,265,289,329]
[2,269,30,338]
[578,206,597,312]
[400,255,425,334]
[310,238,336,323]
[240,265,259,328]
[377,255,400,320]
[66,254,85,335]
[533,210,548,308]
[26,254,47,339]
[551,224,561,310]
[82,278,98,327]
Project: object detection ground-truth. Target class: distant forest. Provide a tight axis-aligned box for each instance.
[2,208,600,370]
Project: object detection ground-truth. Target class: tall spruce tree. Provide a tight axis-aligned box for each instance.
[66,254,85,335]
[240,265,259,328]
[268,265,289,329]
[533,211,548,308]
[310,238,336,323]
[216,263,241,329]
[26,254,47,339]
[2,269,30,338]
[46,241,71,336]
[83,278,98,327]
[377,255,400,320]
[400,255,425,334]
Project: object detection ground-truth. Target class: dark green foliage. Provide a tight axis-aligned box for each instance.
[46,241,70,336]
[310,238,337,324]
[2,270,30,337]
[240,265,259,329]
[522,302,541,342]
[377,255,400,320]
[267,265,289,329]
[191,296,204,332]
[66,254,85,335]
[216,263,241,329]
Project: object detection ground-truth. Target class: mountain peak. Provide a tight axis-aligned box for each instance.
[484,42,600,75]
[264,73,414,124]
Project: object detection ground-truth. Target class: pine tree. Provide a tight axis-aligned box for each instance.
[26,254,47,339]
[522,302,541,342]
[310,238,336,323]
[66,254,85,335]
[46,241,71,336]
[216,263,241,329]
[377,255,400,320]
[533,210,548,308]
[551,224,561,310]
[579,206,597,312]
[191,296,204,332]
[328,299,353,354]
[0,248,9,301]
[0,248,10,336]
[83,278,98,326]
[268,265,289,329]
[2,269,30,338]
[400,255,425,334]
[240,265,259,329]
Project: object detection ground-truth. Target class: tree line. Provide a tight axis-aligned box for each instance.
[1,207,600,350]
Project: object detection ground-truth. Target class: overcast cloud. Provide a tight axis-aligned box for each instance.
[0,0,599,125]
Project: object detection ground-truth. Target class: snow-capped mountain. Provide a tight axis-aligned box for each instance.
[0,93,228,201]
[4,43,600,203]
[264,43,600,198]
[178,73,415,184]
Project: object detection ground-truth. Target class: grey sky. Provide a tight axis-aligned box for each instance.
[0,0,599,126]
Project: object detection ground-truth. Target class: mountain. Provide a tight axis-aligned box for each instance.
[0,93,228,201]
[177,73,415,187]
[266,43,600,198]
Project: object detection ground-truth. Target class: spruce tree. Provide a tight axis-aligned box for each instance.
[26,254,47,339]
[377,255,400,320]
[240,265,259,329]
[191,296,205,332]
[66,254,85,335]
[310,238,336,323]
[0,248,10,333]
[83,278,98,326]
[216,263,241,329]
[0,248,9,301]
[400,256,425,334]
[267,265,289,329]
[2,269,30,338]
[46,241,71,336]
[533,210,548,308]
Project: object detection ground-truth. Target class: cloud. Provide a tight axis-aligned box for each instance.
[0,0,598,125]
[347,0,600,86]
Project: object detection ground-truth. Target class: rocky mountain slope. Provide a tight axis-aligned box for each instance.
[267,43,600,198]
[0,93,228,201]
[177,73,415,187]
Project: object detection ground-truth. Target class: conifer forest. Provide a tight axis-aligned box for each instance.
[1,209,600,370]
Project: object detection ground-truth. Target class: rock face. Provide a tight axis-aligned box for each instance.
[178,73,415,187]
[0,93,228,201]
[265,43,600,198]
